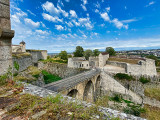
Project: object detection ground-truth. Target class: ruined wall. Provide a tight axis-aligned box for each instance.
[99,54,109,67]
[0,0,14,75]
[106,59,157,76]
[38,61,87,78]
[12,55,32,72]
[26,50,47,63]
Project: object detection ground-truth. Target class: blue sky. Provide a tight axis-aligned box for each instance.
[11,0,160,53]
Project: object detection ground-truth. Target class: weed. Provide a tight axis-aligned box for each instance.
[114,73,134,81]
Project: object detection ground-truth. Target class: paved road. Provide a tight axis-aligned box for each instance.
[44,69,101,92]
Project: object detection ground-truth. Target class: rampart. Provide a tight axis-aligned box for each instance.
[38,61,87,78]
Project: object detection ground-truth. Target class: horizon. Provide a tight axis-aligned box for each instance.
[11,0,160,53]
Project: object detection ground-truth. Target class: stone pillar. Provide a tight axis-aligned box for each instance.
[0,0,14,75]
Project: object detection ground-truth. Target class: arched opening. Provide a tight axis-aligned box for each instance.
[83,80,94,102]
[67,89,78,98]
[95,75,101,101]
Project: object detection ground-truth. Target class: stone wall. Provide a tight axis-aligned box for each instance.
[99,53,109,67]
[38,61,87,78]
[26,50,47,64]
[0,0,14,75]
[12,55,32,73]
[106,59,157,76]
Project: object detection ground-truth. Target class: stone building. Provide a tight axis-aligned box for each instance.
[68,53,109,69]
[12,40,26,53]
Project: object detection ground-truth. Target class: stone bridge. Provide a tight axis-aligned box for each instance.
[44,69,101,102]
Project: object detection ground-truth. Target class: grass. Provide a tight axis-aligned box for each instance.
[144,85,160,101]
[114,73,134,81]
[7,93,120,119]
[108,57,139,64]
[141,105,160,120]
[27,66,41,77]
[95,95,109,107]
[42,70,62,84]
[41,57,67,64]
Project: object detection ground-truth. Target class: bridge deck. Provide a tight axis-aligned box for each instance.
[44,69,101,92]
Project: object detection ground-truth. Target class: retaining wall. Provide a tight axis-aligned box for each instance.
[38,62,87,78]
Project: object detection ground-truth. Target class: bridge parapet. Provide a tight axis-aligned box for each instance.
[44,68,101,92]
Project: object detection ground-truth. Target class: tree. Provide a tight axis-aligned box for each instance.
[73,46,84,57]
[59,51,68,60]
[84,49,93,60]
[93,49,100,57]
[105,47,116,56]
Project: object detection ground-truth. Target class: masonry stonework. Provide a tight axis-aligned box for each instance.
[0,0,14,75]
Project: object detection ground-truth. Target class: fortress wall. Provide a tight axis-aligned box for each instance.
[12,55,32,73]
[99,54,109,67]
[106,61,127,69]
[38,62,87,78]
[26,50,47,63]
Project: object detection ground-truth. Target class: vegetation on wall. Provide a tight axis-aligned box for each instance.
[41,57,67,64]
[42,70,62,84]
[139,76,150,84]
[114,73,134,81]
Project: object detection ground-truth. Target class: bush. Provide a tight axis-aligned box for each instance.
[139,76,150,84]
[109,94,122,103]
[42,70,62,84]
[114,73,134,81]
[123,104,145,116]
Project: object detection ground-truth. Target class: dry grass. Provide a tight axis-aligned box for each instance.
[27,66,41,76]
[12,52,31,58]
[108,57,139,64]
[141,105,160,120]
[144,85,160,101]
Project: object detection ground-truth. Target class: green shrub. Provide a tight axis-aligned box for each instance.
[139,76,150,84]
[114,73,134,81]
[109,94,122,103]
[123,104,145,116]
[14,61,19,71]
[42,70,62,84]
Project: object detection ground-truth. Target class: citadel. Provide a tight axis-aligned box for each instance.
[0,0,160,120]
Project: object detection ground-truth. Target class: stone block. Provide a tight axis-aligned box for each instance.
[0,46,12,59]
[0,18,11,29]
[0,3,10,18]
[0,0,10,5]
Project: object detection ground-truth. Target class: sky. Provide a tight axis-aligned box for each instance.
[10,0,160,53]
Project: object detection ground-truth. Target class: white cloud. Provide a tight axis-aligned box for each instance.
[42,1,59,15]
[36,30,49,35]
[82,0,87,5]
[72,20,80,26]
[121,18,138,23]
[100,12,110,21]
[112,18,128,29]
[78,17,93,29]
[65,0,70,2]
[11,14,21,23]
[95,9,99,13]
[95,2,100,8]
[65,21,74,27]
[145,1,155,7]
[81,4,87,11]
[42,1,68,17]
[24,18,40,27]
[70,10,77,18]
[42,13,63,22]
[55,25,64,30]
[27,10,36,16]
[106,7,110,13]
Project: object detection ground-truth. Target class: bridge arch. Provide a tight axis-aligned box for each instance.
[95,75,101,100]
[67,89,78,98]
[83,80,94,102]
